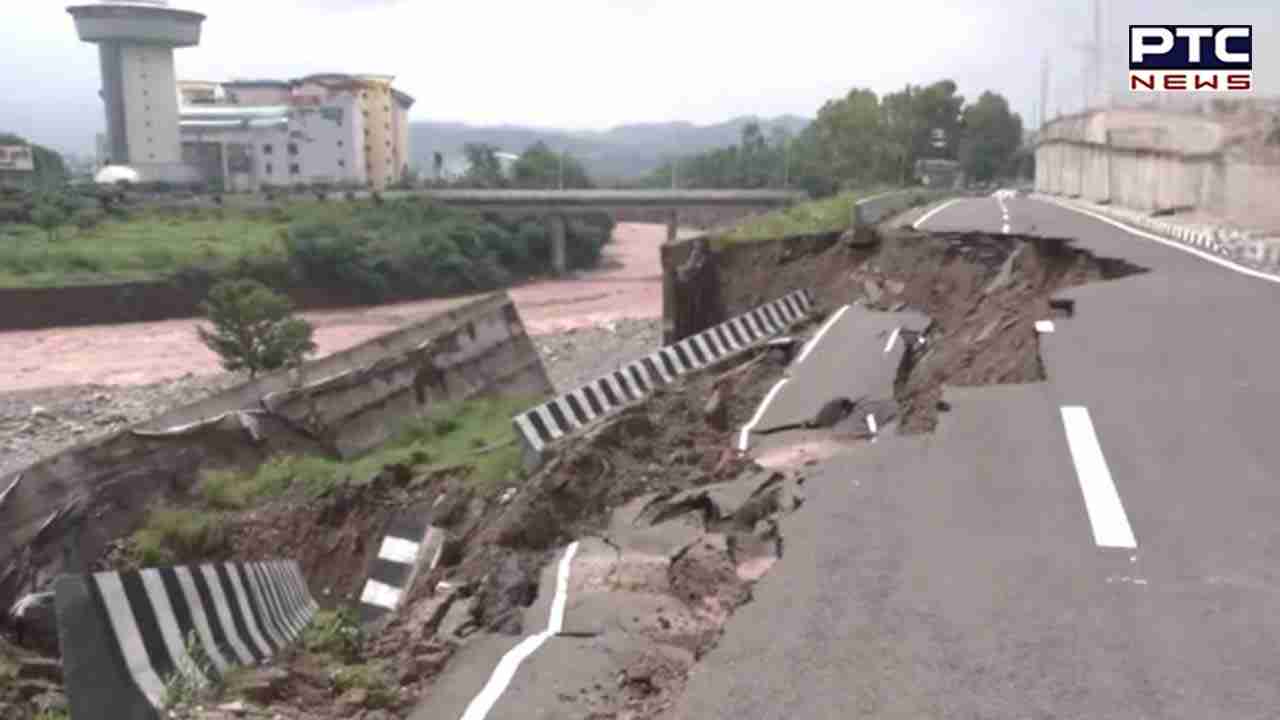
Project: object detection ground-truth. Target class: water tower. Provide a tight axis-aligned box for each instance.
[67,0,205,180]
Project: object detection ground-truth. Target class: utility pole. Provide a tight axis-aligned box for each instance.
[671,157,678,190]
[558,149,565,190]
[783,139,791,188]
[1040,55,1051,130]
[1093,0,1105,109]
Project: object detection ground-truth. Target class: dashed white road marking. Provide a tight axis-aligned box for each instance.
[883,327,901,353]
[737,378,790,452]
[1001,223,1011,234]
[1059,406,1137,549]
[913,198,963,229]
[866,413,878,435]
[459,542,580,720]
[1035,320,1055,333]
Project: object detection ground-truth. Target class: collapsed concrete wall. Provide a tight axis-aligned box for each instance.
[0,292,552,614]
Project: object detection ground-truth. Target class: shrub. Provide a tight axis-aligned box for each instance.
[73,207,103,231]
[332,663,395,709]
[31,203,66,242]
[302,609,364,662]
[161,631,222,709]
[131,508,226,566]
[196,279,317,377]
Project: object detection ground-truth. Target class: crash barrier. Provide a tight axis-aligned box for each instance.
[512,289,815,458]
[55,560,317,720]
[1038,194,1280,274]
[358,515,446,625]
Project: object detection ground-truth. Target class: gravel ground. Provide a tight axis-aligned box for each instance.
[531,317,661,393]
[0,319,661,479]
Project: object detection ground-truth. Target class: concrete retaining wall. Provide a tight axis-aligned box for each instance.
[55,560,316,720]
[0,292,553,615]
[512,290,814,462]
[1035,109,1280,230]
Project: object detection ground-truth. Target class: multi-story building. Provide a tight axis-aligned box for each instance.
[190,73,415,191]
[71,3,414,190]
[69,0,206,183]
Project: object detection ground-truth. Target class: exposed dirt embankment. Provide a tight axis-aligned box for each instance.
[687,224,1146,433]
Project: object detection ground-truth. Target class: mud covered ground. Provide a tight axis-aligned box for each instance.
[1,218,1152,720]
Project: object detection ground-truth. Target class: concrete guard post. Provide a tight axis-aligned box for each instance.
[56,560,317,720]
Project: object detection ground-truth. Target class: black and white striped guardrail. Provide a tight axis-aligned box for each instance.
[513,289,815,456]
[55,560,316,720]
[359,514,445,625]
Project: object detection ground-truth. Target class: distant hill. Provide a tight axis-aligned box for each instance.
[409,115,810,181]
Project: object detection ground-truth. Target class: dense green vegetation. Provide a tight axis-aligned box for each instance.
[0,133,67,190]
[0,196,613,289]
[130,394,534,566]
[644,79,1025,196]
[459,141,593,189]
[715,188,893,246]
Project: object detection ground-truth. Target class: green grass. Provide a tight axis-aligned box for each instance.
[715,187,895,247]
[195,394,533,516]
[0,201,344,288]
[332,662,396,708]
[301,608,364,663]
[131,507,227,567]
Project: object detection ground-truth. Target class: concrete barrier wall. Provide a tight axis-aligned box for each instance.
[56,560,316,720]
[358,515,445,625]
[512,290,814,460]
[0,292,553,615]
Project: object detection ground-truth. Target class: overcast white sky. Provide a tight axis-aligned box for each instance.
[2,0,1276,154]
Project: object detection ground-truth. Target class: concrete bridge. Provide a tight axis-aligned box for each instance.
[389,189,807,272]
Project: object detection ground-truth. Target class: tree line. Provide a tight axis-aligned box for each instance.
[640,80,1026,196]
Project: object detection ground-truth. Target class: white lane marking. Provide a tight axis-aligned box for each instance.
[866,413,878,435]
[912,198,963,229]
[1039,197,1280,286]
[883,327,901,353]
[459,542,580,720]
[1060,406,1137,549]
[1035,320,1055,333]
[795,304,849,365]
[360,579,403,610]
[1001,223,1011,234]
[737,378,790,452]
[0,474,20,508]
[378,536,420,565]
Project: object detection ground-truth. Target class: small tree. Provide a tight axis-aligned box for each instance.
[196,279,317,378]
[31,203,66,242]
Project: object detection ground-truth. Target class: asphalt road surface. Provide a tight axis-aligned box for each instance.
[675,196,1280,719]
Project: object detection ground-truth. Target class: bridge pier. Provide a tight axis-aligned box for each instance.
[547,213,567,275]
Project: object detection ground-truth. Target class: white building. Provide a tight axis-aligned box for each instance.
[177,74,414,191]
[68,0,206,183]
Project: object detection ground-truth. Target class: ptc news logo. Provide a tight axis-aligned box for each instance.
[1129,25,1253,92]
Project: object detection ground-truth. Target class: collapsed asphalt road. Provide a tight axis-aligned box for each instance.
[674,196,1280,719]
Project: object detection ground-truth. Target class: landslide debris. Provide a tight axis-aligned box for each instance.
[713,224,1146,433]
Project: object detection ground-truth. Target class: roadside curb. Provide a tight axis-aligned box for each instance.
[512,290,815,461]
[1036,194,1280,276]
